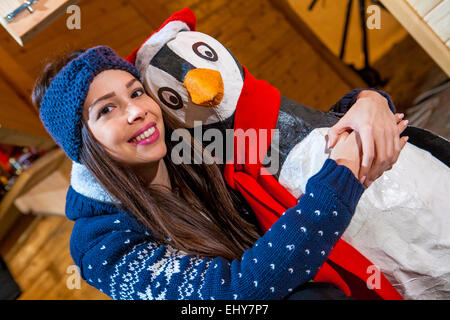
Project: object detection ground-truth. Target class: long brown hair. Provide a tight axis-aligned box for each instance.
[32,48,261,260]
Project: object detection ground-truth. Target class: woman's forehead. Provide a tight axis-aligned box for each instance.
[83,70,137,110]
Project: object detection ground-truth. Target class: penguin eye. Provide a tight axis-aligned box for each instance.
[157,87,183,110]
[192,42,218,62]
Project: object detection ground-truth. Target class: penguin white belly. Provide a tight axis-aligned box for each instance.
[279,127,450,300]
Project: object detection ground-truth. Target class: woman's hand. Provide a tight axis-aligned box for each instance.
[327,90,409,187]
[328,131,362,179]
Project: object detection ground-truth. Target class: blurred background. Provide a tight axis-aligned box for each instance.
[0,0,448,300]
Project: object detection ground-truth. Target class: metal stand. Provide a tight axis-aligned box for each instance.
[309,0,387,87]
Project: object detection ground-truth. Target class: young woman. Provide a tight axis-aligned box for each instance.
[33,46,406,300]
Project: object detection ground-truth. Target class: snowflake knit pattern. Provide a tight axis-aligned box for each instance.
[39,45,140,164]
[66,158,364,300]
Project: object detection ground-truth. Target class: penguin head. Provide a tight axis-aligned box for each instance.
[132,9,244,128]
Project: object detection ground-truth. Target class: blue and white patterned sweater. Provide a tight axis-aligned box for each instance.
[65,88,394,300]
[66,158,364,300]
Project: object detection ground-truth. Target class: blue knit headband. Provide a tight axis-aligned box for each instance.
[39,45,140,164]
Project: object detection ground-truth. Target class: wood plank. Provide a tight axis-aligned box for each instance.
[0,205,22,244]
[380,0,450,77]
[0,45,37,113]
[406,0,443,17]
[285,0,409,71]
[0,126,55,150]
[270,0,366,92]
[12,217,72,291]
[0,73,49,138]
[0,0,80,46]
[424,0,450,42]
[5,216,66,278]
[3,214,109,300]
[373,34,449,113]
[0,213,38,258]
[127,0,175,31]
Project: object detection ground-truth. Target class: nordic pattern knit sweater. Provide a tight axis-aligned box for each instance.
[65,89,393,300]
[66,159,364,300]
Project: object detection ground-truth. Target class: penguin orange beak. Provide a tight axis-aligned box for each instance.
[183,68,224,107]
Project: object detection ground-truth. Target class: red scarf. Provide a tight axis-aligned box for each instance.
[224,67,403,300]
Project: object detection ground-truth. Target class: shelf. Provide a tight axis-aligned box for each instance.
[0,0,80,46]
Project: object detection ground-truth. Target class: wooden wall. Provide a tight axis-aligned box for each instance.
[286,0,408,70]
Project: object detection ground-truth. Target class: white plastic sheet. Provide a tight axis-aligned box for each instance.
[279,128,450,299]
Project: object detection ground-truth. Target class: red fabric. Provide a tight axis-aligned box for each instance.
[224,67,403,300]
[0,149,11,171]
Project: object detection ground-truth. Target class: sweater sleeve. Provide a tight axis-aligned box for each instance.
[79,159,364,300]
[328,88,396,116]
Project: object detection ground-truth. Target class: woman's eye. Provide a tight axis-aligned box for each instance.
[132,88,144,98]
[192,42,218,62]
[98,105,113,118]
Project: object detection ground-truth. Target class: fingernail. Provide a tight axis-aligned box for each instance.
[399,113,405,119]
[404,120,409,126]
[406,136,409,142]
[361,176,366,184]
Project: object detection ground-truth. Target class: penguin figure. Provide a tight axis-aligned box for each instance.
[126,8,450,300]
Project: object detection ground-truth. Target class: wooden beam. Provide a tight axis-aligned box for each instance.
[0,66,52,146]
[0,45,37,115]
[0,0,80,46]
[380,0,450,77]
[0,126,54,149]
[126,0,171,31]
[269,0,367,89]
[0,204,22,244]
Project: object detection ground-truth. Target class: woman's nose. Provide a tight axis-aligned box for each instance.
[127,104,147,123]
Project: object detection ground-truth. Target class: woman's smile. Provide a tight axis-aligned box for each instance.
[129,123,160,146]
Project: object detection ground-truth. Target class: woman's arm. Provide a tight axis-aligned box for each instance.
[77,158,364,300]
[328,88,396,115]
[327,89,409,188]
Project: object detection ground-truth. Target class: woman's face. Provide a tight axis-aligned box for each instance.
[83,69,166,165]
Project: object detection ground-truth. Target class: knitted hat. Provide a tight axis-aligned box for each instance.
[39,45,140,164]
